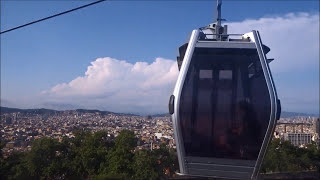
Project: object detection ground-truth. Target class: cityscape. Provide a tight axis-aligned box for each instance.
[1,106,319,158]
[1,107,175,157]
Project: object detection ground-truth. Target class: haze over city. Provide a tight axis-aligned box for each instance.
[1,1,319,115]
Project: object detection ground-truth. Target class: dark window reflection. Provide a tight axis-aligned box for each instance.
[179,48,271,160]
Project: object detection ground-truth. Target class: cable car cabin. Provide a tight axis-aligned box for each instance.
[169,29,281,179]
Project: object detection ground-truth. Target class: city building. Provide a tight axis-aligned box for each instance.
[284,133,312,147]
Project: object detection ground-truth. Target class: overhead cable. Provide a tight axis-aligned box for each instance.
[0,0,106,35]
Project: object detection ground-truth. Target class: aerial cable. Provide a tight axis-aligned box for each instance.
[0,0,106,35]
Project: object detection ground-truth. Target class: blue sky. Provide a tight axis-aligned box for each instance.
[1,0,319,115]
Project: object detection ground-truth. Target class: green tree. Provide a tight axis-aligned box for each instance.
[24,137,66,179]
[261,138,320,173]
[0,151,29,180]
[12,160,33,180]
[0,141,7,178]
[132,150,159,180]
[262,138,299,173]
[305,142,320,171]
[67,130,113,179]
[153,143,178,178]
[105,130,137,179]
[1,130,182,180]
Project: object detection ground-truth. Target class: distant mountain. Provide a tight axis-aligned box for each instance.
[1,107,59,115]
[39,102,82,111]
[74,109,119,116]
[2,106,317,118]
[0,106,139,117]
[1,107,25,114]
[280,111,318,118]
[151,113,170,117]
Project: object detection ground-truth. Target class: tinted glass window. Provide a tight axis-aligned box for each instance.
[179,48,271,160]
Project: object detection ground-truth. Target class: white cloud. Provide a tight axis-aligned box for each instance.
[227,13,319,114]
[42,57,179,114]
[228,12,319,73]
[42,13,319,114]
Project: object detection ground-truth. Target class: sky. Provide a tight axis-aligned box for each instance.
[1,0,319,115]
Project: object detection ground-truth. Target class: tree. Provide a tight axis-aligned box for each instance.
[262,138,299,173]
[0,141,7,178]
[132,150,159,180]
[261,138,320,173]
[67,130,113,178]
[0,151,29,180]
[24,137,67,179]
[153,143,178,178]
[105,130,137,178]
[1,130,181,179]
[305,142,320,171]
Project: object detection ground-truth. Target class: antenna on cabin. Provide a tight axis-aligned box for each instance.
[214,0,222,27]
[212,0,227,40]
[200,0,227,40]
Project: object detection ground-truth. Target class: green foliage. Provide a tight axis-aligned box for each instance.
[105,130,137,178]
[132,150,159,180]
[0,152,29,180]
[92,173,124,180]
[305,142,320,171]
[261,138,320,173]
[0,130,179,180]
[25,137,65,178]
[68,130,113,178]
[153,143,179,178]
[114,130,137,151]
